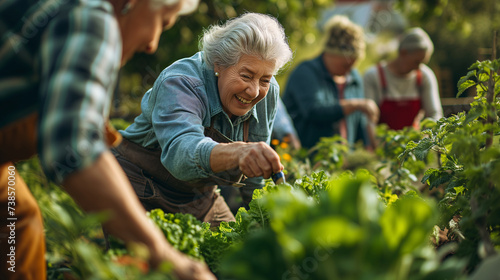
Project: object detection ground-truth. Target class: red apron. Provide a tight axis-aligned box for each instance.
[379,98,421,130]
[376,63,423,130]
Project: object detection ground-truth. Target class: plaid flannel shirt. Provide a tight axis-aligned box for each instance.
[0,0,121,183]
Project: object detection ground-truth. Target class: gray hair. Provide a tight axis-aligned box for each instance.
[399,27,434,55]
[149,0,199,15]
[200,13,293,74]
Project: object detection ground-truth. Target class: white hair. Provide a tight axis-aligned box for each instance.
[200,13,293,74]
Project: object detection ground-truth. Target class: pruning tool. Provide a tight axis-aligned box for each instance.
[271,171,286,185]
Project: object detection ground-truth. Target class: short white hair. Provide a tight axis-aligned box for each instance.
[200,13,293,74]
[149,0,199,15]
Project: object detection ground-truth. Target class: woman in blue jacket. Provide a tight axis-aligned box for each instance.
[283,15,379,150]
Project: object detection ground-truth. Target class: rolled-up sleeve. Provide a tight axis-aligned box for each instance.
[151,75,218,181]
[38,4,121,184]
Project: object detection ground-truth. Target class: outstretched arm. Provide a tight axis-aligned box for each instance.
[63,151,215,280]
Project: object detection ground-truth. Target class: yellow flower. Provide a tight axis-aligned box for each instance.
[271,139,280,146]
[280,142,289,149]
[282,153,292,162]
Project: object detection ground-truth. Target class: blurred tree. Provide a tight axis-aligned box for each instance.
[395,0,499,34]
[113,0,333,120]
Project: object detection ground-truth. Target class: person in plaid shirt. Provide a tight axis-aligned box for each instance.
[0,0,215,279]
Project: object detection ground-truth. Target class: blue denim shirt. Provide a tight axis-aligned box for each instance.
[121,52,279,182]
[282,54,369,148]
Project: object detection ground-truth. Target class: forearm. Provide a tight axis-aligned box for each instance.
[210,142,245,173]
[62,151,170,265]
[339,99,365,116]
[340,98,379,123]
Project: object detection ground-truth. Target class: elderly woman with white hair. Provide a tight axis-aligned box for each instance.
[363,27,443,130]
[113,12,293,224]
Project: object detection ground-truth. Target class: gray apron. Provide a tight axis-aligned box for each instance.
[112,121,250,225]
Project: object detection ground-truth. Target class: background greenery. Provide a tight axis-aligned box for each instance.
[25,1,499,278]
[112,0,499,121]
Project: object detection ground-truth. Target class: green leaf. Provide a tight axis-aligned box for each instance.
[457,80,476,98]
[454,186,465,195]
[464,105,484,124]
[398,140,419,165]
[310,217,364,247]
[456,69,477,97]
[421,168,453,190]
[468,61,481,70]
[380,193,435,255]
[413,137,435,161]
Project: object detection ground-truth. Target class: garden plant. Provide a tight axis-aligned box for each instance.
[16,53,500,279]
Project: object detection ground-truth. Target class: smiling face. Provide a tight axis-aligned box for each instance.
[117,0,182,65]
[215,55,276,118]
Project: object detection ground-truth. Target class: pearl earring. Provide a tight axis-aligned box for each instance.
[121,2,133,15]
[215,72,219,77]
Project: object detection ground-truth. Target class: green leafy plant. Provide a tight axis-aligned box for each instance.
[218,171,466,280]
[148,209,206,260]
[399,57,500,272]
[17,158,174,280]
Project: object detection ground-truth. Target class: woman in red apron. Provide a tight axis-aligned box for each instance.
[363,27,443,131]
[376,63,423,130]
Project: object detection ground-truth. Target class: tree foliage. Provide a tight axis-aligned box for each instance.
[395,0,499,34]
